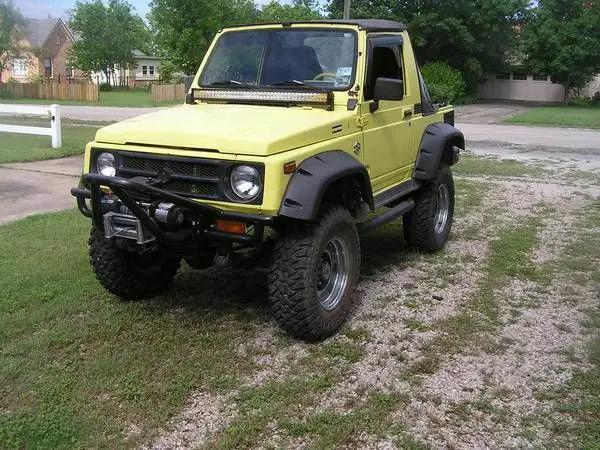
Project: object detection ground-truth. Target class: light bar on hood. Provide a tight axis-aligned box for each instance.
[192,88,333,110]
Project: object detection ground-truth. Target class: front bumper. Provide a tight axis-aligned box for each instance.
[71,173,273,246]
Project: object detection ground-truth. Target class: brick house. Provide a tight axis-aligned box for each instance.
[1,18,86,84]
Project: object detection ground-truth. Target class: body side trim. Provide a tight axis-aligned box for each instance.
[414,122,464,180]
[278,150,373,220]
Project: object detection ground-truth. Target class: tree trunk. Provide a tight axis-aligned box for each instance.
[563,75,570,104]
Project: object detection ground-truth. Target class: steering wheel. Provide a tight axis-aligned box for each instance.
[312,72,337,81]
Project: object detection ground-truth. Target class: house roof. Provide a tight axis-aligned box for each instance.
[23,18,57,47]
[22,18,74,48]
[132,49,164,60]
[223,19,407,32]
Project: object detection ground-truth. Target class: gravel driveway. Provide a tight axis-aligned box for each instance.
[142,155,599,448]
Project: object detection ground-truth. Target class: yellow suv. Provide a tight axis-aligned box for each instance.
[72,19,464,341]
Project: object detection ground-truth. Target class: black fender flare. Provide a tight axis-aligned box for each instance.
[278,150,373,221]
[414,122,465,180]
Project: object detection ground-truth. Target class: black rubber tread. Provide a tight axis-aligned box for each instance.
[267,205,360,341]
[403,165,455,252]
[89,228,181,300]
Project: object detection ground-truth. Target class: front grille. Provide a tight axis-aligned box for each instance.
[120,155,218,178]
[91,149,265,205]
[116,152,220,199]
[168,180,217,197]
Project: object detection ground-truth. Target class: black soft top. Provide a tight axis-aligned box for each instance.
[222,19,407,33]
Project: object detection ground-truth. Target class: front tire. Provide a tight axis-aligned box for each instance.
[403,165,455,252]
[268,205,360,341]
[89,228,181,300]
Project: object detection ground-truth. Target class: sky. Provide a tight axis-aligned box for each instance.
[14,0,289,21]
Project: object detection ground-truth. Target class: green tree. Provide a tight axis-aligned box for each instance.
[259,0,323,22]
[69,0,149,86]
[0,0,23,84]
[327,0,527,90]
[149,0,259,75]
[421,61,467,104]
[523,0,600,102]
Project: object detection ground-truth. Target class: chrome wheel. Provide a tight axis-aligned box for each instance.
[317,237,350,311]
[434,184,450,234]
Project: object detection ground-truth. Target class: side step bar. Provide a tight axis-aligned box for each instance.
[357,198,415,233]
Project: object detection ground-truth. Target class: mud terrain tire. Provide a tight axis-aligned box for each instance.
[404,165,455,252]
[268,205,360,341]
[89,228,181,300]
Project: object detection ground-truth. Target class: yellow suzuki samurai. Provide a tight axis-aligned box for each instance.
[72,19,464,341]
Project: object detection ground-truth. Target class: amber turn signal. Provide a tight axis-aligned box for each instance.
[215,220,247,234]
[284,161,297,174]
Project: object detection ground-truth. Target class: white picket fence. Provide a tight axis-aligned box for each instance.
[0,104,62,148]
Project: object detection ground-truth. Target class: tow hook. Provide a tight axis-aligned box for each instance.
[213,248,231,266]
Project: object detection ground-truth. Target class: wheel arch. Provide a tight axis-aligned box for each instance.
[278,150,373,221]
[414,122,465,181]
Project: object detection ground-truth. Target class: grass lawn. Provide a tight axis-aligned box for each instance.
[0,117,99,164]
[0,210,265,448]
[454,153,550,178]
[504,105,600,128]
[0,89,180,108]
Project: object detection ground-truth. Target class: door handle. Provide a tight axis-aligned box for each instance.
[403,108,413,118]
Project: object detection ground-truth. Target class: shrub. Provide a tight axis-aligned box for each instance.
[421,61,467,105]
[99,83,113,91]
[570,95,592,106]
[0,87,15,99]
[30,74,44,84]
[159,60,176,84]
[171,72,185,84]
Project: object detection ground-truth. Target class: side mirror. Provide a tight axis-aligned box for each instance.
[370,78,404,112]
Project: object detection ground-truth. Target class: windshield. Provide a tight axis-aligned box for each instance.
[200,28,357,91]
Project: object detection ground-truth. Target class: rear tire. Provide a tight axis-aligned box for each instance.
[403,165,455,252]
[89,228,181,300]
[268,205,360,341]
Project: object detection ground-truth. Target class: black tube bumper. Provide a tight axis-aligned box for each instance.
[71,173,272,245]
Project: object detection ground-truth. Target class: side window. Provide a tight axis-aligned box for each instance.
[365,44,403,100]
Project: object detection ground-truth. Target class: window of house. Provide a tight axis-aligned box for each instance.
[149,65,154,75]
[365,44,404,100]
[12,59,28,77]
[512,72,527,81]
[533,74,548,81]
[496,72,510,80]
[44,58,53,77]
[142,65,147,75]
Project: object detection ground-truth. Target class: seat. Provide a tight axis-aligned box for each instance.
[261,45,323,85]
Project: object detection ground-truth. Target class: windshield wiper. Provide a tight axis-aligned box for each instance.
[267,80,324,92]
[208,80,257,89]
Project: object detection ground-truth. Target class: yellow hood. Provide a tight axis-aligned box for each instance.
[95,103,357,156]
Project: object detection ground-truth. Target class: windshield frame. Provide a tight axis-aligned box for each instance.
[198,27,359,93]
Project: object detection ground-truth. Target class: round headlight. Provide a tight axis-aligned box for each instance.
[97,152,116,177]
[230,165,261,201]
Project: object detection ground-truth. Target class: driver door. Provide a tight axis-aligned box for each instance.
[360,36,414,194]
